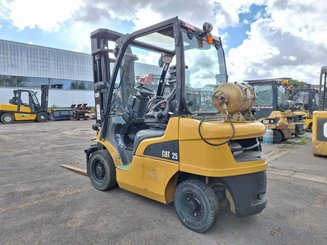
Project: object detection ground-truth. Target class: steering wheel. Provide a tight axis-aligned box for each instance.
[134,84,155,96]
[148,99,170,121]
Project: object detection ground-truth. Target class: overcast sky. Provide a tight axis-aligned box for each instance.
[0,0,326,84]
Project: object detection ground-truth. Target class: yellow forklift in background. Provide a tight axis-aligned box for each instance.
[246,79,304,143]
[313,66,327,156]
[288,83,320,131]
[0,85,49,124]
[84,18,268,233]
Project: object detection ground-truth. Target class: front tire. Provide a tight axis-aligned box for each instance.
[1,113,14,124]
[88,150,117,191]
[36,112,48,122]
[273,130,283,143]
[174,179,219,233]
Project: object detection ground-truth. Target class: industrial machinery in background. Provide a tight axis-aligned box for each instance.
[312,66,327,156]
[0,85,49,124]
[71,103,90,120]
[49,104,95,121]
[84,17,267,233]
[287,82,320,131]
[48,107,72,121]
[246,78,305,143]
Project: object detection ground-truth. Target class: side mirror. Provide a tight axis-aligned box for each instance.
[158,54,173,68]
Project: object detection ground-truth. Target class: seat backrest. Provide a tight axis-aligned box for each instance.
[127,94,149,123]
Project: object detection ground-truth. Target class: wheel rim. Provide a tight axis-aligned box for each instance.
[181,192,204,221]
[92,159,106,183]
[4,115,12,122]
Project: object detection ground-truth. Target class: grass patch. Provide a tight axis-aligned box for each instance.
[299,137,307,144]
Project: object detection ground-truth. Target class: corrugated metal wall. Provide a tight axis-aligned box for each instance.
[0,39,92,81]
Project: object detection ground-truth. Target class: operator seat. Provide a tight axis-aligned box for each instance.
[133,87,176,154]
[133,66,177,154]
[118,90,152,142]
[126,93,149,124]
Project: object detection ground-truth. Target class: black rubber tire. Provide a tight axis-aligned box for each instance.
[36,112,48,122]
[273,130,283,144]
[0,113,14,124]
[88,150,117,191]
[174,179,219,233]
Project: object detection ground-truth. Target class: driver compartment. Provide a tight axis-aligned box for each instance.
[108,52,177,166]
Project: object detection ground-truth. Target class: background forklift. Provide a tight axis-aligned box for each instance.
[84,17,267,233]
[312,66,327,156]
[0,85,49,124]
[246,78,305,143]
[288,83,319,131]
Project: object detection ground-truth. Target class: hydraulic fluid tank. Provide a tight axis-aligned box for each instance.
[212,82,256,114]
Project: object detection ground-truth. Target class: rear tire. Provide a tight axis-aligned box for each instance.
[174,179,219,233]
[36,112,48,122]
[1,113,14,124]
[273,130,283,144]
[88,150,117,191]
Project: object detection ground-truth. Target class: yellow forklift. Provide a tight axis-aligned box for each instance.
[312,66,327,156]
[288,84,320,131]
[246,79,304,143]
[85,17,267,233]
[0,85,49,124]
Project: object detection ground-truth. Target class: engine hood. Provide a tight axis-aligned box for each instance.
[179,117,265,141]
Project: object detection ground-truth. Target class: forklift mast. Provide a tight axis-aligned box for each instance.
[91,29,123,125]
[319,66,327,110]
[41,85,49,111]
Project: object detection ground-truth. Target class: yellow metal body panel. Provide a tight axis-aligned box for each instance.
[300,112,313,130]
[312,111,327,156]
[96,117,267,203]
[116,156,179,203]
[292,111,305,116]
[304,118,312,130]
[117,117,180,203]
[0,104,36,121]
[258,111,295,128]
[178,118,267,177]
[96,118,180,204]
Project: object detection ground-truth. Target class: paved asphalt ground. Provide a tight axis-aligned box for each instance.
[0,120,326,245]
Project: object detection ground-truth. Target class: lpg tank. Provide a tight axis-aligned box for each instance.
[212,82,256,121]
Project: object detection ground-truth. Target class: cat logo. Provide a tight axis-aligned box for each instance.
[162,150,170,158]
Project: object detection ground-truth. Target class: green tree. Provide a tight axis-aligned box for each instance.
[288,79,309,88]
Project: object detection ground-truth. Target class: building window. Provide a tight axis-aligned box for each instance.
[50,79,93,90]
[0,74,93,90]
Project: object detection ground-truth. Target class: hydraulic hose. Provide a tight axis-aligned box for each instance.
[197,107,236,147]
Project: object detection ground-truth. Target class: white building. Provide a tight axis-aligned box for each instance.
[0,39,94,107]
